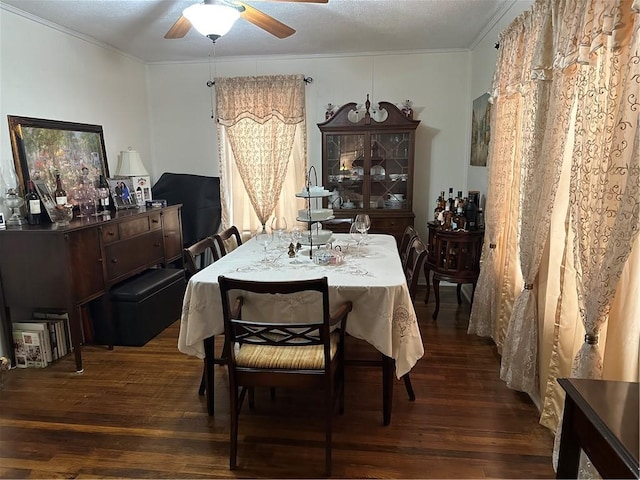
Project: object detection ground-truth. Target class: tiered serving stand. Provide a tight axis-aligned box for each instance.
[295,166,335,257]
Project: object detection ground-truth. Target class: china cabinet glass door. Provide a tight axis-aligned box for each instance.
[371,132,410,211]
[326,133,364,209]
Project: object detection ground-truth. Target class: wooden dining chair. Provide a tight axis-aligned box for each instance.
[183,236,217,279]
[400,235,428,401]
[218,276,352,476]
[213,225,243,261]
[183,236,223,397]
[399,225,419,269]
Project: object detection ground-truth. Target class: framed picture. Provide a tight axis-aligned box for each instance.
[132,175,152,203]
[32,179,58,222]
[107,178,138,209]
[7,116,110,209]
[0,212,5,229]
[470,93,491,167]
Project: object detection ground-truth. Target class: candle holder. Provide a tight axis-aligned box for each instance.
[4,188,27,227]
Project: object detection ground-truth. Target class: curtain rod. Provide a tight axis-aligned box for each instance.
[206,76,313,88]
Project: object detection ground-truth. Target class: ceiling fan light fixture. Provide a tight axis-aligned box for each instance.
[183,2,241,41]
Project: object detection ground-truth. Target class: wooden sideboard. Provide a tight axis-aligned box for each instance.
[0,205,183,372]
[424,222,484,320]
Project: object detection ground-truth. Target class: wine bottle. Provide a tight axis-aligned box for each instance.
[466,197,478,230]
[26,179,42,225]
[443,203,453,230]
[54,173,67,205]
[448,187,454,211]
[434,191,445,222]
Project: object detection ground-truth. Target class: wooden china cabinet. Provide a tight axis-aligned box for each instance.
[318,96,420,243]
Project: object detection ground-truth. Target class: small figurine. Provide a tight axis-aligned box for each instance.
[402,100,413,119]
[288,242,296,258]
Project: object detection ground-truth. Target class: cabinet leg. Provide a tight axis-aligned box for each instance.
[432,277,441,320]
[424,265,430,304]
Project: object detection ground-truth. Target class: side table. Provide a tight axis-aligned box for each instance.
[424,222,483,320]
[557,378,639,479]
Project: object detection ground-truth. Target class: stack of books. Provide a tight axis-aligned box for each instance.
[12,311,72,368]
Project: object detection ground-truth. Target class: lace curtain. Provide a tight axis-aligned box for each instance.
[216,74,307,232]
[473,0,640,459]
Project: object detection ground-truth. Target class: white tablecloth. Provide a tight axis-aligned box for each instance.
[178,233,424,378]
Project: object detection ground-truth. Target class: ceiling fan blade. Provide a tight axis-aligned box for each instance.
[164,15,192,39]
[239,2,296,39]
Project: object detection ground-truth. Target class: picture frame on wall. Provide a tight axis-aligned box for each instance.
[7,116,110,206]
[470,93,491,167]
[107,177,138,209]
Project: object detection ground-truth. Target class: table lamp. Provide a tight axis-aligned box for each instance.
[117,147,152,203]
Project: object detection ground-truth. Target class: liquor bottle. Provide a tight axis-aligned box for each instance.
[26,179,42,225]
[434,191,445,222]
[54,173,67,205]
[442,203,453,230]
[448,188,454,211]
[477,207,485,229]
[466,197,478,230]
[453,205,467,230]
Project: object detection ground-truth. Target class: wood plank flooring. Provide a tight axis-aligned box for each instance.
[0,286,555,478]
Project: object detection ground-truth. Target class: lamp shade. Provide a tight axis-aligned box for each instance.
[183,2,241,41]
[117,147,148,176]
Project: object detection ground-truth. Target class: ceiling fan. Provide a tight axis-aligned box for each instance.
[165,0,328,43]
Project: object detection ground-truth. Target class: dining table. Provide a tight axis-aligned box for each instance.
[178,232,424,425]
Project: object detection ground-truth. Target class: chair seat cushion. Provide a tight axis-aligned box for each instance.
[236,332,339,369]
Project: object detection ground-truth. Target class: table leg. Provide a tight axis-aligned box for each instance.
[456,284,462,305]
[203,336,216,416]
[556,396,581,478]
[69,304,84,373]
[432,276,441,320]
[382,354,394,426]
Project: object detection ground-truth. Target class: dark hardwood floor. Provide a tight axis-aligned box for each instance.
[0,286,554,478]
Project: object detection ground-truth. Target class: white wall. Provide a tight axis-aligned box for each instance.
[0,8,151,194]
[0,8,150,357]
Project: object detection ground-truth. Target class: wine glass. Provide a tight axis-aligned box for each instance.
[91,187,104,216]
[355,214,371,243]
[255,227,273,262]
[270,216,288,246]
[349,221,365,255]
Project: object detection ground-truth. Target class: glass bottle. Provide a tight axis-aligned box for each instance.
[442,203,453,230]
[448,187,454,211]
[54,173,67,205]
[453,205,467,230]
[434,191,445,222]
[26,179,42,225]
[466,198,478,230]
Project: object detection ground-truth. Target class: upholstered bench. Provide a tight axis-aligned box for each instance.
[92,268,186,346]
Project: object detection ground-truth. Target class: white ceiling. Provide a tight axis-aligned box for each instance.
[1,0,513,63]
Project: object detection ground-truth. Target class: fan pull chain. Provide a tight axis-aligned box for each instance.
[208,44,217,119]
